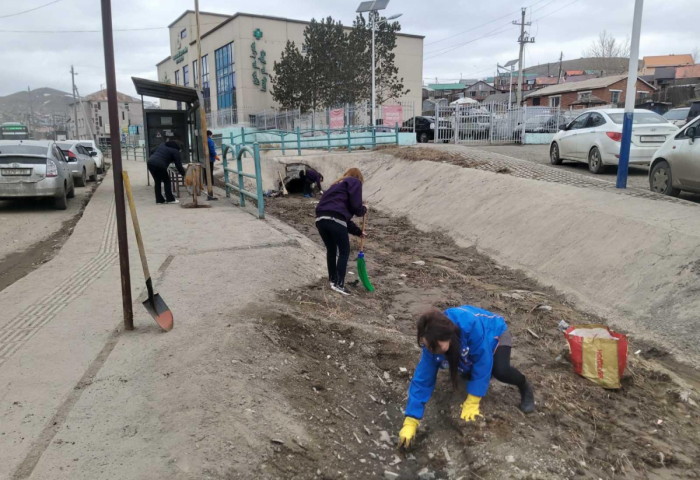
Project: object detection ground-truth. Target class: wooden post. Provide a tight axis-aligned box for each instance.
[194,0,213,199]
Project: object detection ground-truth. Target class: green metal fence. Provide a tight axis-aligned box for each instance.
[227,124,400,156]
[222,143,265,219]
[122,144,147,161]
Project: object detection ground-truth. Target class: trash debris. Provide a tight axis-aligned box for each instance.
[564,325,628,389]
[442,446,452,462]
[418,467,436,480]
[390,455,402,465]
[364,425,372,436]
[506,455,515,463]
[412,260,426,266]
[383,371,392,383]
[557,320,571,331]
[388,315,396,321]
[340,406,357,418]
[526,328,540,339]
[271,438,284,444]
[353,432,362,444]
[379,431,392,444]
[384,471,399,480]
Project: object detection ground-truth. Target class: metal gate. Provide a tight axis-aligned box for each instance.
[435,102,563,145]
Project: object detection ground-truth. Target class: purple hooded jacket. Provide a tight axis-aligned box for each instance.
[315,176,367,236]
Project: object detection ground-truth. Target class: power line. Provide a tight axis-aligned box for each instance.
[0,0,62,20]
[0,20,224,33]
[533,0,582,21]
[424,24,518,60]
[424,0,549,47]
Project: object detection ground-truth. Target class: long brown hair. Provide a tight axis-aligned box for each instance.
[417,309,461,388]
[332,168,364,186]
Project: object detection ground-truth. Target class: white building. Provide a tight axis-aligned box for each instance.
[156,10,424,127]
[69,89,144,147]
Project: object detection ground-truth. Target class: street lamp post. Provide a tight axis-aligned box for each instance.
[371,13,402,126]
[616,0,644,189]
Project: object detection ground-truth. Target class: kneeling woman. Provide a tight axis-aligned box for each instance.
[399,306,535,448]
[315,168,367,296]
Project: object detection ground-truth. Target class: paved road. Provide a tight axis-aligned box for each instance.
[467,144,700,203]
[0,184,94,262]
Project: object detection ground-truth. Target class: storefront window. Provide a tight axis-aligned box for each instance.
[215,42,236,110]
[202,55,211,113]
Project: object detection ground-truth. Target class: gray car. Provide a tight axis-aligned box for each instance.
[56,141,97,187]
[0,140,75,210]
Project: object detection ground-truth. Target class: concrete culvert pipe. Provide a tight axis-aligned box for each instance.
[283,163,313,195]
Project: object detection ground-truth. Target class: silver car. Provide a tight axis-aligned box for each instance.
[0,140,75,210]
[649,116,700,196]
[56,141,97,187]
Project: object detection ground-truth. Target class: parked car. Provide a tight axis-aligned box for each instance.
[0,140,75,210]
[403,116,452,143]
[458,114,490,140]
[76,140,105,173]
[520,114,569,133]
[549,109,678,173]
[663,107,690,127]
[687,100,700,125]
[649,116,700,196]
[56,141,97,187]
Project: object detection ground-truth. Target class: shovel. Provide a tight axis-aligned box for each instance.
[122,171,174,331]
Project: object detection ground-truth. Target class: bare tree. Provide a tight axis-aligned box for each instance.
[692,46,699,63]
[583,30,631,74]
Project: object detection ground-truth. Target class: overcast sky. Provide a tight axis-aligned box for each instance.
[0,0,697,99]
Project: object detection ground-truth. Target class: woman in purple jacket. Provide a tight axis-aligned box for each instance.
[315,168,367,296]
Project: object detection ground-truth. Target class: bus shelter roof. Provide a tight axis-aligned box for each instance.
[131,77,200,104]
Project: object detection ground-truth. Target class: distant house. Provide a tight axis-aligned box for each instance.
[565,70,584,76]
[482,92,515,106]
[640,54,694,76]
[524,74,655,109]
[676,64,700,83]
[463,81,497,102]
[427,83,467,102]
[535,77,560,88]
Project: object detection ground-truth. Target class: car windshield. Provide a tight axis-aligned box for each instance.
[663,109,689,120]
[607,112,668,125]
[79,143,94,152]
[56,142,74,150]
[0,144,48,155]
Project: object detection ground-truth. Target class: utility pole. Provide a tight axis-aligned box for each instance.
[74,85,97,143]
[195,0,214,200]
[70,66,79,139]
[27,87,34,137]
[557,52,564,84]
[616,0,644,189]
[100,0,133,330]
[513,8,535,105]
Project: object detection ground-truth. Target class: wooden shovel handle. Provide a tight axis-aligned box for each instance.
[359,209,368,252]
[123,171,151,281]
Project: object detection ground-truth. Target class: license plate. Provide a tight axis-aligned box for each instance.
[640,135,666,143]
[1,168,31,176]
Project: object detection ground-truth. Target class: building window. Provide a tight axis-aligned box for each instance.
[183,65,190,87]
[98,102,101,110]
[549,96,561,108]
[610,90,621,105]
[577,91,592,101]
[533,97,541,106]
[470,91,476,97]
[99,116,103,127]
[638,91,649,101]
[302,44,307,54]
[175,69,180,85]
[124,103,129,111]
[180,28,187,39]
[201,55,211,113]
[193,59,198,88]
[122,111,125,121]
[215,42,236,110]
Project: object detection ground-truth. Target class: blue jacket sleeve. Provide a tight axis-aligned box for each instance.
[346,180,367,218]
[405,349,439,420]
[208,137,217,160]
[465,324,495,398]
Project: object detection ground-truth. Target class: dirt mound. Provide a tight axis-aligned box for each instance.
[252,196,700,480]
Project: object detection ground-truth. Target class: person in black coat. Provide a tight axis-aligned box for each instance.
[147,141,186,204]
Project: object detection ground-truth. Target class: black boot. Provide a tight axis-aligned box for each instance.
[519,380,535,414]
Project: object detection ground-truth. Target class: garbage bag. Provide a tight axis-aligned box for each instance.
[564,325,628,389]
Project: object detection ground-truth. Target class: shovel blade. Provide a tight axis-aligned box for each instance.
[142,294,173,332]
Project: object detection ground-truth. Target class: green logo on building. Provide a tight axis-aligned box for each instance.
[253,28,263,40]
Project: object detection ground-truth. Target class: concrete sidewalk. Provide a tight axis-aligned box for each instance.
[0,159,324,479]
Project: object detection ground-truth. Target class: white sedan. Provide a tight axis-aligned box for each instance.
[549,109,678,174]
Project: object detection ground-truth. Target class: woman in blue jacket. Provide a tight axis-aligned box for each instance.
[315,168,367,296]
[398,306,535,448]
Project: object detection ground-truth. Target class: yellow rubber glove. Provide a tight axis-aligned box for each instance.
[460,394,482,423]
[398,417,420,448]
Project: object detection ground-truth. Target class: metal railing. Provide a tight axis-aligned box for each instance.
[222,143,265,219]
[226,124,401,156]
[122,144,147,161]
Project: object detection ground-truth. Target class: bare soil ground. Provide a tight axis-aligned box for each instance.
[252,195,700,480]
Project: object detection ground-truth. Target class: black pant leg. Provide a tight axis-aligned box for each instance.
[148,164,166,204]
[161,169,175,202]
[491,346,527,389]
[316,220,339,284]
[334,225,350,287]
[303,179,313,196]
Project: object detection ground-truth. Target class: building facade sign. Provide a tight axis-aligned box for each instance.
[172,38,188,64]
[250,29,269,93]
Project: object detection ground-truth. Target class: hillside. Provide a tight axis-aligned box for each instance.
[523,56,630,76]
[0,87,74,124]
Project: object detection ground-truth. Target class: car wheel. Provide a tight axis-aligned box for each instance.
[588,147,606,174]
[55,183,68,210]
[419,132,429,143]
[76,168,87,187]
[67,181,75,199]
[650,160,681,197]
[550,142,562,165]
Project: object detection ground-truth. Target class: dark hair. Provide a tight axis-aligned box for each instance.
[165,140,182,151]
[207,130,213,136]
[417,309,461,388]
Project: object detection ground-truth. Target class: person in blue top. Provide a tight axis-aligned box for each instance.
[203,130,220,187]
[398,306,535,448]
